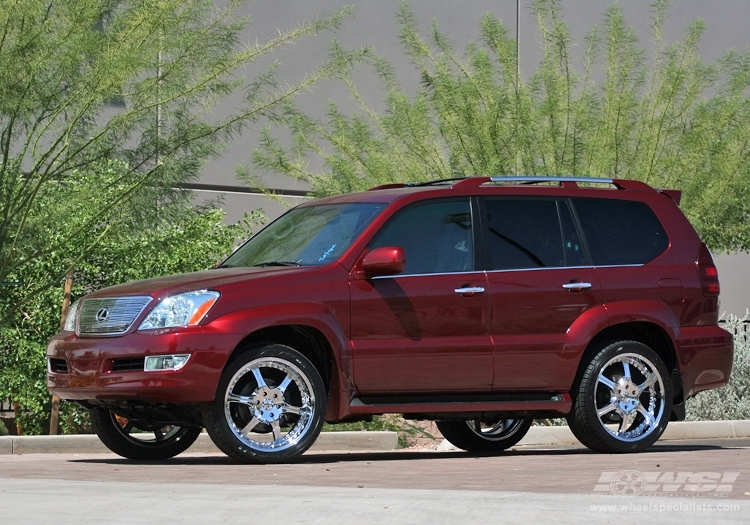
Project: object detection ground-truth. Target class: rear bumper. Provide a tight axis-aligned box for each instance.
[46,329,242,403]
[675,325,734,398]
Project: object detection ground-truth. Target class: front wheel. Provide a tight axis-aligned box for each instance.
[90,408,201,460]
[567,340,673,453]
[203,344,326,464]
[436,417,532,452]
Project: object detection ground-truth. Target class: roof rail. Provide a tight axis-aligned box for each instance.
[490,176,612,185]
[367,176,657,192]
[489,176,655,191]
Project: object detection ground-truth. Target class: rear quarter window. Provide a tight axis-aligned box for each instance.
[573,198,668,265]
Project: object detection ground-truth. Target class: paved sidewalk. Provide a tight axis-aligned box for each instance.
[2,420,749,455]
[0,430,398,455]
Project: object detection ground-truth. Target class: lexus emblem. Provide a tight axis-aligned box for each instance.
[95,308,110,323]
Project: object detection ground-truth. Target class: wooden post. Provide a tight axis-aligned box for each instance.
[13,402,23,436]
[50,267,73,435]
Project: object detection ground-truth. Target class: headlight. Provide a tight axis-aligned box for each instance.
[63,299,80,332]
[138,290,220,330]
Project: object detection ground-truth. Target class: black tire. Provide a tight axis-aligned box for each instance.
[567,340,673,453]
[90,408,201,460]
[436,417,533,453]
[203,344,326,464]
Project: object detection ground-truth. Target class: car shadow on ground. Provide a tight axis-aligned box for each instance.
[68,442,733,466]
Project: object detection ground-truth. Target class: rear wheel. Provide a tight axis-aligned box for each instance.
[437,417,532,452]
[567,340,672,453]
[203,344,326,464]
[90,408,201,460]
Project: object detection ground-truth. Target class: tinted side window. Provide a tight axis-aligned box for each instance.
[573,198,668,265]
[484,198,582,270]
[369,199,474,275]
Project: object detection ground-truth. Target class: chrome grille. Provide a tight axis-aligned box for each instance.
[78,296,152,335]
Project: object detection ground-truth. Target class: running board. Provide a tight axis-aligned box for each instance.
[346,392,572,417]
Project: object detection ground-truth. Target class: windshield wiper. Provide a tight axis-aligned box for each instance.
[253,261,302,267]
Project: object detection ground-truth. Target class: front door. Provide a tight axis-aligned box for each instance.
[350,198,493,394]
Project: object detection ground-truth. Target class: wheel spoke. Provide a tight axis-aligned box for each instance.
[622,360,632,380]
[637,406,655,429]
[227,393,256,407]
[282,402,313,417]
[281,403,301,416]
[618,412,633,434]
[271,420,282,441]
[597,402,618,418]
[597,374,616,390]
[277,374,293,394]
[636,373,657,395]
[121,420,135,435]
[154,428,164,441]
[252,368,268,388]
[240,416,262,436]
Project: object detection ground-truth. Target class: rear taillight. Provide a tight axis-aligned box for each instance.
[696,243,720,297]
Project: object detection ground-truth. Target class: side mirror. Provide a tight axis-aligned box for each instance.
[359,246,406,277]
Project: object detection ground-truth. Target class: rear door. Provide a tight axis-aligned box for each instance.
[480,197,603,391]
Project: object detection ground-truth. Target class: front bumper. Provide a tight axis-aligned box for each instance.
[46,328,243,403]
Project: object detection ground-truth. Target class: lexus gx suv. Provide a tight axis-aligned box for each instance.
[47,176,734,463]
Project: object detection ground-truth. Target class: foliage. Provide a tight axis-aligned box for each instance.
[252,0,750,253]
[0,0,356,318]
[686,315,750,421]
[324,415,436,449]
[0,164,261,434]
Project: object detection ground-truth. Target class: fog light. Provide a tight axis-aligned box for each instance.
[144,354,190,372]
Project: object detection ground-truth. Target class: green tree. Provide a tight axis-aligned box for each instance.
[252,0,750,253]
[0,163,262,433]
[0,0,354,319]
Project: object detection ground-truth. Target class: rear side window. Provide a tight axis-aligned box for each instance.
[482,198,585,270]
[573,198,668,265]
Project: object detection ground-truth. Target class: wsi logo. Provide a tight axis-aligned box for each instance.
[594,470,740,496]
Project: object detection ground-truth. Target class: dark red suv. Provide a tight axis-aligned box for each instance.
[47,177,733,462]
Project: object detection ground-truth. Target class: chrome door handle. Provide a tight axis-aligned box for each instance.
[563,282,592,291]
[455,287,485,296]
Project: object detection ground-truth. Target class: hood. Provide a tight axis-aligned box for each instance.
[87,266,315,299]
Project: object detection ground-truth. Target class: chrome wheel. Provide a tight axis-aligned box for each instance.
[465,418,529,441]
[594,353,666,442]
[204,344,326,463]
[567,340,672,453]
[112,415,189,445]
[90,408,201,460]
[224,356,316,452]
[437,417,532,452]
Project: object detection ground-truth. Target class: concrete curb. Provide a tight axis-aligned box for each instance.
[436,420,750,450]
[0,431,398,455]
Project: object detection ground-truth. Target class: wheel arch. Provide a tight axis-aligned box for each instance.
[227,324,336,394]
[573,321,684,413]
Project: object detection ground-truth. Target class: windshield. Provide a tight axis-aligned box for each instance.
[220,202,386,268]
